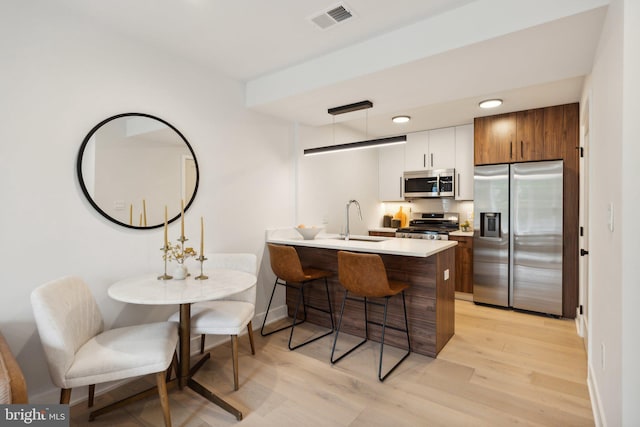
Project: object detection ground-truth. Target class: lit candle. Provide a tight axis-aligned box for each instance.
[129,204,133,226]
[164,205,168,248]
[180,199,185,238]
[142,199,147,227]
[200,216,204,256]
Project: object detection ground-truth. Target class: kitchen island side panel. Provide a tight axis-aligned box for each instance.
[284,245,456,357]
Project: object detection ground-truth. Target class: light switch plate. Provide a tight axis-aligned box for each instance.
[444,269,449,280]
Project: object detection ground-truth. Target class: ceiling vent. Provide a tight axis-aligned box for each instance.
[309,3,355,30]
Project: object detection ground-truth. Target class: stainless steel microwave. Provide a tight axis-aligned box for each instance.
[403,168,455,198]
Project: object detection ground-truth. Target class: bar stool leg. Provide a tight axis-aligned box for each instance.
[261,278,307,337]
[378,291,411,382]
[331,290,368,364]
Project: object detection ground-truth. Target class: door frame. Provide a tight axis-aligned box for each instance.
[577,96,591,351]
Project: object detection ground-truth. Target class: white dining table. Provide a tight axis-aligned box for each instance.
[108,269,257,421]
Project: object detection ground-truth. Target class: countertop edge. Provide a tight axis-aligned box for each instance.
[266,234,457,258]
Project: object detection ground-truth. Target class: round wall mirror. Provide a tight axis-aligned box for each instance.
[77,113,199,229]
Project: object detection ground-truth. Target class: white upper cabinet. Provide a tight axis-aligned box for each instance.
[454,124,474,200]
[427,127,456,170]
[404,130,429,171]
[404,128,455,171]
[378,143,405,202]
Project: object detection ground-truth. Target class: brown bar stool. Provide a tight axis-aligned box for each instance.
[331,250,411,381]
[261,243,335,350]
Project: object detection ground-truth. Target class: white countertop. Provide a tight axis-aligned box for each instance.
[449,230,474,237]
[266,229,456,258]
[369,227,399,233]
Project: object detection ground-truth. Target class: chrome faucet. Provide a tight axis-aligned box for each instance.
[344,199,362,241]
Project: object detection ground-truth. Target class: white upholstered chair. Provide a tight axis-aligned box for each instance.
[168,253,257,391]
[31,276,178,426]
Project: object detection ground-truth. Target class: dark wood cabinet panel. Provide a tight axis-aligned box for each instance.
[543,104,566,160]
[450,235,473,294]
[562,102,580,318]
[368,231,397,238]
[516,109,545,161]
[474,113,515,165]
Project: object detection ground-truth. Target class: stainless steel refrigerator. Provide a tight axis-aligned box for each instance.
[473,160,563,316]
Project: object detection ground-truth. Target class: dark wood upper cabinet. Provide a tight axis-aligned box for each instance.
[474,103,578,165]
[474,112,515,165]
[542,104,566,160]
[516,108,545,161]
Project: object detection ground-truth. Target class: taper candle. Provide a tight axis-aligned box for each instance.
[142,199,147,226]
[180,199,185,238]
[139,213,143,227]
[129,204,133,225]
[164,205,168,247]
[200,216,204,255]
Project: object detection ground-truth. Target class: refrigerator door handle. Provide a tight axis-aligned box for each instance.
[509,165,515,308]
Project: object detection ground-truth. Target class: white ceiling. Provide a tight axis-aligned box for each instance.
[57,0,609,137]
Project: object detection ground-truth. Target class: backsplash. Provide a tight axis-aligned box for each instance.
[378,199,473,227]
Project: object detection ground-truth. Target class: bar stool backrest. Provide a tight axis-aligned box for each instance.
[337,251,391,298]
[267,243,307,282]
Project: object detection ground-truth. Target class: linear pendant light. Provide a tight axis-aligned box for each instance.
[303,100,407,156]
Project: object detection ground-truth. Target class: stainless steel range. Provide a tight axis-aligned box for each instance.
[395,212,459,240]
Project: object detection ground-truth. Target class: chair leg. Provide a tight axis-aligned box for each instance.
[287,282,334,350]
[88,384,95,407]
[155,371,172,427]
[231,335,239,391]
[378,292,411,382]
[247,321,256,355]
[261,278,307,337]
[331,290,368,364]
[200,334,206,354]
[323,277,335,331]
[60,388,72,404]
[166,351,179,382]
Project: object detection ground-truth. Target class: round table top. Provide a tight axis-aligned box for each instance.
[108,269,257,305]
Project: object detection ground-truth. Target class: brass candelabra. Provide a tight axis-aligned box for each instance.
[158,244,173,280]
[194,255,208,280]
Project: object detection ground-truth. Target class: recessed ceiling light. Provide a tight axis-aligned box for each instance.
[392,115,411,124]
[479,99,503,109]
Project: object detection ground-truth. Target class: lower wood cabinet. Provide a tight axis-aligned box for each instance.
[368,231,397,238]
[449,235,473,294]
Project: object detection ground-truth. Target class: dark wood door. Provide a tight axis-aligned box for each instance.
[474,113,515,165]
[516,109,545,161]
[542,104,566,160]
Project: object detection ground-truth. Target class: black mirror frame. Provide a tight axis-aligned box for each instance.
[76,112,200,230]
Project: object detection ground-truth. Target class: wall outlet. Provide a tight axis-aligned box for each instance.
[444,269,449,280]
[601,342,606,370]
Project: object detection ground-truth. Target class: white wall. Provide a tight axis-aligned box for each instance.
[0,2,293,401]
[620,1,640,424]
[297,124,381,235]
[582,0,640,424]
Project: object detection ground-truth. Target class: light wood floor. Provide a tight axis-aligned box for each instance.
[70,300,593,426]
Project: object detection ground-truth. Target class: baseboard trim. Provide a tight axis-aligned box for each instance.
[588,362,606,427]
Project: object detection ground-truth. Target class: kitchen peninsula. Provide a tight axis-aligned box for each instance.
[265,230,457,357]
